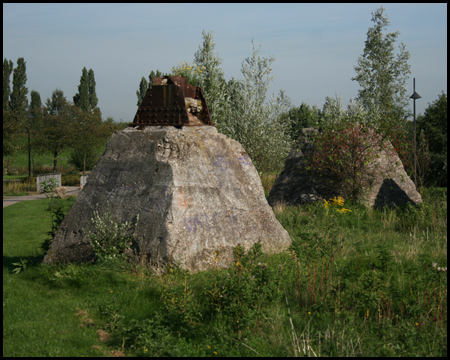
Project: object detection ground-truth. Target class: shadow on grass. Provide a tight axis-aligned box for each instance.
[3,254,44,273]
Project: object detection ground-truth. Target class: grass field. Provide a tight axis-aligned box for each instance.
[3,187,447,357]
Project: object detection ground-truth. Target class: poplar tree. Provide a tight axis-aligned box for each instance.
[193,30,230,126]
[87,68,98,112]
[26,90,42,176]
[3,58,17,155]
[136,76,148,106]
[3,58,13,110]
[10,57,28,116]
[74,67,90,111]
[352,6,411,128]
[148,70,164,86]
[74,67,98,113]
[10,58,29,165]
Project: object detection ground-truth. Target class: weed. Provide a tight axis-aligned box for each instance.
[87,210,139,261]
[3,188,447,357]
[12,258,28,274]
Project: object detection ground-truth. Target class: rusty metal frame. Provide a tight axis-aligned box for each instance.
[129,76,214,128]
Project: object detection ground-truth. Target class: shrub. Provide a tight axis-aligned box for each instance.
[68,146,98,172]
[61,173,80,186]
[87,210,139,261]
[304,121,398,201]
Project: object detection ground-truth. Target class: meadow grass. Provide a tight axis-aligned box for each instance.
[3,188,447,357]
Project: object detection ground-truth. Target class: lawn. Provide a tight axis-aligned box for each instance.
[3,188,447,357]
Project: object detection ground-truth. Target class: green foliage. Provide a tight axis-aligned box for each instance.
[193,30,230,126]
[73,67,99,113]
[3,188,447,356]
[416,92,447,187]
[218,41,293,173]
[41,206,66,253]
[305,120,397,201]
[148,69,166,86]
[283,102,322,141]
[169,61,204,87]
[3,58,14,109]
[61,173,80,186]
[10,57,28,115]
[87,210,139,261]
[136,76,148,106]
[87,68,98,111]
[73,67,89,111]
[36,88,105,173]
[202,243,283,335]
[352,6,412,123]
[68,145,99,172]
[4,57,28,157]
[12,258,28,274]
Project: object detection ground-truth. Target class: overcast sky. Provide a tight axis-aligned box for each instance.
[3,3,447,122]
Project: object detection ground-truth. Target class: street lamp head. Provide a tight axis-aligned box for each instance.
[410,91,421,100]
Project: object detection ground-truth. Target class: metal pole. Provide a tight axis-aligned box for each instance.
[413,78,417,186]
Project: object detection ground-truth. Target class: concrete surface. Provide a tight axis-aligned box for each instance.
[3,186,81,208]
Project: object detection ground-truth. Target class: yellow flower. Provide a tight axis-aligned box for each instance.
[214,351,218,355]
[308,311,311,315]
[207,346,211,349]
[236,261,240,267]
[415,322,419,326]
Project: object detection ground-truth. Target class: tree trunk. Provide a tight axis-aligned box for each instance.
[27,124,31,177]
[53,151,58,173]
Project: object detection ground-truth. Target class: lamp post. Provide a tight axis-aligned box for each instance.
[409,78,421,186]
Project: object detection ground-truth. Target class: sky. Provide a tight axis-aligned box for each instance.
[3,3,447,122]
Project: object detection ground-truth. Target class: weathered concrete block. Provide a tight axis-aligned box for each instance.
[268,128,422,209]
[43,126,291,272]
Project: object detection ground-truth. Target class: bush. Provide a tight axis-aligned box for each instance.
[68,146,99,172]
[304,122,397,201]
[61,173,80,186]
[87,210,139,261]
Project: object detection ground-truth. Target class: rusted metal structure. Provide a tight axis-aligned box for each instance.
[129,76,214,128]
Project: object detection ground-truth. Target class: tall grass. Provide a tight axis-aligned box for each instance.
[3,188,447,357]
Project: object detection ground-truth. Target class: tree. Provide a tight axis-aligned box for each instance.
[25,90,43,176]
[281,102,322,142]
[10,57,28,117]
[136,76,148,106]
[352,6,411,131]
[135,70,165,106]
[322,95,346,124]
[68,109,105,173]
[219,41,293,173]
[416,92,447,187]
[73,67,90,111]
[148,70,165,86]
[74,67,99,113]
[10,58,29,166]
[3,58,19,156]
[193,30,230,126]
[414,129,431,192]
[37,89,75,172]
[304,116,397,202]
[3,58,13,110]
[87,68,98,112]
